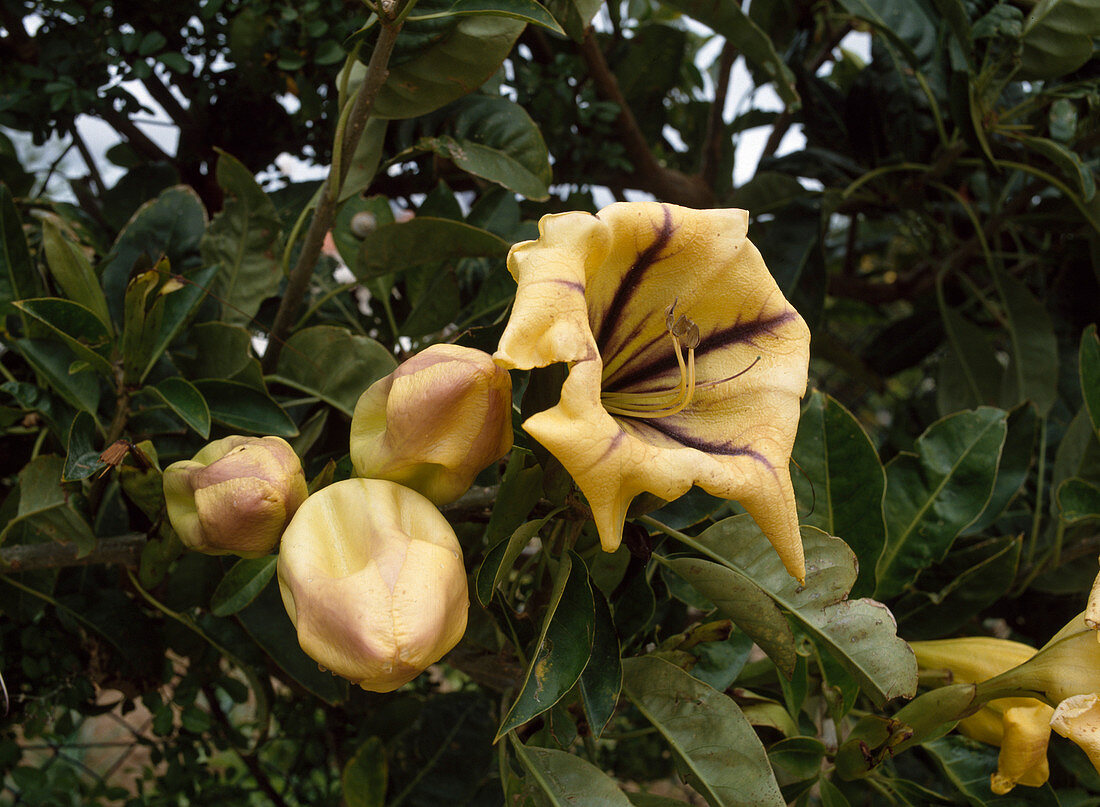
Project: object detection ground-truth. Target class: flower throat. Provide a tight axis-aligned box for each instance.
[600,302,760,420]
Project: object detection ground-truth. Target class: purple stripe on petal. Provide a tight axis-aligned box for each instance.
[628,417,773,464]
[595,206,676,353]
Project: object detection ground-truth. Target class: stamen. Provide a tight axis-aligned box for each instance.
[601,302,761,420]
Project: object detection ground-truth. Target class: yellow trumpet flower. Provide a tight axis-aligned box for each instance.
[493,202,810,580]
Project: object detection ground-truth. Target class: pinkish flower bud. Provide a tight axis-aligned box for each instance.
[277,478,469,692]
[163,436,308,557]
[350,344,513,505]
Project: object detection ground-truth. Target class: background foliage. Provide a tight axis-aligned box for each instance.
[1,0,1099,804]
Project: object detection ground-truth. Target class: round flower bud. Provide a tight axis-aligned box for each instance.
[277,478,469,692]
[350,344,513,505]
[163,435,308,558]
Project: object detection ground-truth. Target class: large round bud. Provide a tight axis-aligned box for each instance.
[350,344,512,505]
[277,478,469,692]
[163,436,308,557]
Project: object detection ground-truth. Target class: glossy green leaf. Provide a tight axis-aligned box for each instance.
[342,736,387,807]
[372,15,525,120]
[1058,478,1100,523]
[896,536,1021,640]
[41,218,112,329]
[1019,135,1096,201]
[1050,408,1100,512]
[193,379,298,436]
[792,390,886,597]
[63,410,104,481]
[271,325,396,416]
[936,306,1002,415]
[663,555,796,677]
[476,513,554,606]
[14,298,114,378]
[496,551,595,740]
[236,579,347,705]
[121,267,169,385]
[353,217,508,279]
[0,183,40,332]
[923,735,1062,806]
[484,448,544,546]
[511,740,634,806]
[201,150,285,325]
[99,185,207,325]
[400,267,461,337]
[14,338,101,417]
[966,402,1037,534]
[875,408,1007,600]
[995,269,1059,416]
[0,455,96,556]
[142,264,220,383]
[211,556,278,617]
[542,0,601,40]
[698,517,917,704]
[578,586,621,739]
[147,377,210,439]
[1020,0,1100,80]
[419,135,549,200]
[621,656,785,807]
[661,0,799,108]
[1081,324,1100,438]
[339,118,389,203]
[174,321,254,381]
[426,0,564,34]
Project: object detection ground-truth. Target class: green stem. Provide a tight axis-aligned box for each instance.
[1026,417,1049,568]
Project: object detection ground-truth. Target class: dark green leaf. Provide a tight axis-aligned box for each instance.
[936,306,1003,415]
[63,410,103,481]
[0,183,40,333]
[496,551,595,740]
[0,455,96,556]
[339,118,389,203]
[995,260,1059,417]
[13,338,101,417]
[698,518,917,704]
[14,297,114,378]
[144,264,220,382]
[201,150,285,325]
[353,217,508,279]
[1081,324,1100,438]
[342,736,387,807]
[477,513,555,607]
[193,379,298,436]
[420,135,549,200]
[1018,135,1096,201]
[542,0,601,40]
[792,391,886,598]
[663,555,796,677]
[661,0,799,108]
[875,408,1007,600]
[211,556,278,617]
[621,656,785,807]
[174,321,254,380]
[432,0,564,34]
[1058,478,1100,523]
[484,448,544,546]
[99,185,207,325]
[150,376,213,438]
[578,586,621,739]
[966,403,1037,534]
[41,219,112,328]
[1020,0,1100,80]
[511,741,634,806]
[372,15,525,120]
[272,325,397,416]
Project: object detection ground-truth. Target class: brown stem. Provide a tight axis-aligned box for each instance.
[578,30,714,208]
[262,20,403,372]
[98,105,173,163]
[0,534,144,572]
[701,41,737,180]
[70,125,106,196]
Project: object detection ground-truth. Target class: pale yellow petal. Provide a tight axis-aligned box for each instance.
[990,702,1053,794]
[495,211,610,369]
[1051,693,1100,775]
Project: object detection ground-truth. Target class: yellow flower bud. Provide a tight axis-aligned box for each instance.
[350,344,513,505]
[163,435,308,558]
[912,637,1052,793]
[277,478,469,692]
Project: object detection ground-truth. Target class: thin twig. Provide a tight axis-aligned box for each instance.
[69,125,106,196]
[262,17,404,372]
